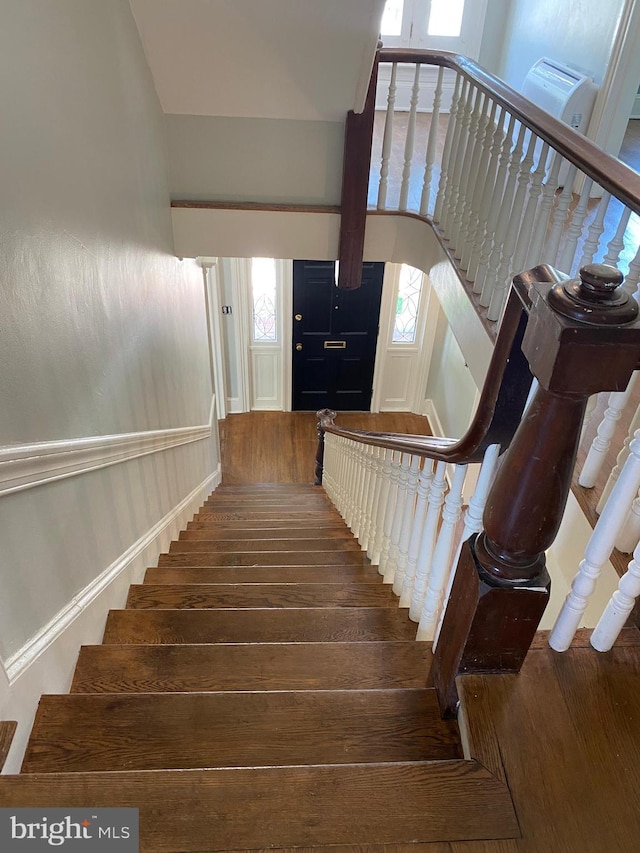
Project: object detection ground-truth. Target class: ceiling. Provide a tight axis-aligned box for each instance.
[129,0,385,121]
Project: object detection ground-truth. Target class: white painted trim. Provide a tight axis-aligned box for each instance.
[0,397,216,499]
[0,462,221,772]
[3,463,220,684]
[201,259,227,420]
[586,0,640,156]
[281,259,294,412]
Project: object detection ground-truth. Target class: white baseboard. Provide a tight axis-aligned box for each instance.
[0,464,221,774]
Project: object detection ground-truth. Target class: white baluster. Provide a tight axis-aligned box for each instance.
[354,443,373,545]
[591,540,640,651]
[474,113,516,295]
[361,445,382,551]
[579,372,638,487]
[370,448,393,564]
[344,439,357,528]
[578,191,610,268]
[417,464,467,639]
[525,152,562,273]
[393,454,421,595]
[409,460,448,621]
[399,64,421,212]
[377,451,402,578]
[352,442,368,540]
[624,241,640,297]
[597,401,640,513]
[434,74,462,226]
[420,66,444,217]
[432,444,502,649]
[544,163,578,267]
[384,452,412,584]
[461,99,498,271]
[442,81,474,241]
[616,492,640,553]
[487,130,537,321]
[549,430,640,651]
[480,121,526,309]
[450,89,485,253]
[580,393,601,443]
[400,459,434,607]
[603,206,632,268]
[468,105,507,284]
[377,63,398,210]
[512,140,549,276]
[557,176,594,275]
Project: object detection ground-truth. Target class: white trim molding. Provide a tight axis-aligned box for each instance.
[0,462,221,773]
[0,397,216,498]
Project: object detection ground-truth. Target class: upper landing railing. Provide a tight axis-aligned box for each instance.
[331,49,640,714]
[360,48,640,324]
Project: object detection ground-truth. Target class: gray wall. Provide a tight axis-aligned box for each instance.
[0,0,217,661]
[494,0,624,87]
[165,115,345,205]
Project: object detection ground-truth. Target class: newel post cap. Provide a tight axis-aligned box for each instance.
[520,263,640,395]
[547,263,638,326]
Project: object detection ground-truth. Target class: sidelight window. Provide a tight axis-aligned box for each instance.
[251,257,277,342]
[392,264,423,343]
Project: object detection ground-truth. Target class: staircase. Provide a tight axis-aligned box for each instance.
[1,484,518,850]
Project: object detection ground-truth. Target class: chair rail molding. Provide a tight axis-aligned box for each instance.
[0,397,216,498]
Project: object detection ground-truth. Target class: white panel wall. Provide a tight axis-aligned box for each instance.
[0,0,218,767]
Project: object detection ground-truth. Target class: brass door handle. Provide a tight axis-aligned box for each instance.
[295,314,303,321]
[296,343,303,351]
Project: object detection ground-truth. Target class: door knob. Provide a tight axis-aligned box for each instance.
[295,314,303,321]
[296,343,303,351]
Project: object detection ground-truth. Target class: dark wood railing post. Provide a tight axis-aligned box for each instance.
[432,264,640,716]
[315,408,337,485]
[336,49,379,291]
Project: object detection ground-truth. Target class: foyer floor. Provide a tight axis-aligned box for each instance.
[218,412,640,853]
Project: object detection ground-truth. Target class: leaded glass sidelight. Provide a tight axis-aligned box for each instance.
[251,257,277,342]
[392,264,423,343]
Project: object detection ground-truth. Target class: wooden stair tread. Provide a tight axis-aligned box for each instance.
[143,565,384,584]
[23,689,462,772]
[193,511,344,521]
[103,608,418,644]
[126,582,397,609]
[158,551,371,567]
[0,762,519,849]
[189,517,347,528]
[180,526,352,540]
[168,538,362,553]
[71,642,433,693]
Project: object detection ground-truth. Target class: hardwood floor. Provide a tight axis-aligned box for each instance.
[219,410,432,484]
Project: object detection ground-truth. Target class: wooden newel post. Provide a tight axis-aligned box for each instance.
[315,408,337,485]
[433,263,640,716]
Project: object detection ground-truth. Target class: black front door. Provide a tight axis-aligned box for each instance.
[292,260,385,411]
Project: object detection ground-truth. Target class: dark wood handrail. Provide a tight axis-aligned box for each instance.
[317,269,563,466]
[378,48,640,216]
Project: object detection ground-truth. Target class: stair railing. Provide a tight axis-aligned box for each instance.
[343,49,640,320]
[317,262,640,715]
